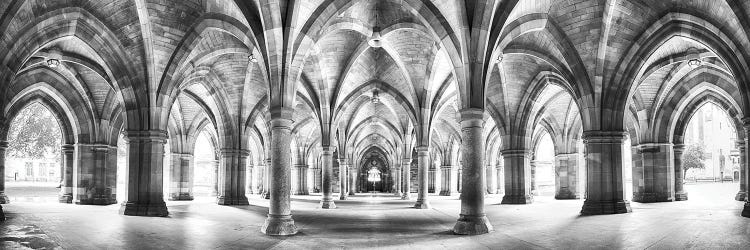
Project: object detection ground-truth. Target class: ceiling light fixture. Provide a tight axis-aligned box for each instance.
[46,58,60,68]
[368,3,383,48]
[371,90,380,104]
[248,53,258,63]
[688,58,701,68]
[496,54,503,63]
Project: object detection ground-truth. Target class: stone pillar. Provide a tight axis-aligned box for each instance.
[428,166,436,193]
[76,144,117,205]
[495,163,504,194]
[530,159,537,195]
[555,153,581,199]
[0,141,9,204]
[674,144,688,201]
[217,149,249,205]
[401,158,412,200]
[169,153,194,201]
[246,164,254,195]
[294,164,309,195]
[393,165,402,196]
[261,159,271,199]
[58,144,74,203]
[414,146,431,209]
[735,140,746,201]
[439,165,454,195]
[312,161,322,193]
[453,109,493,235]
[348,166,357,195]
[485,164,495,194]
[632,143,675,203]
[580,131,631,215]
[501,150,533,204]
[339,159,348,200]
[211,160,219,196]
[320,146,336,208]
[742,123,750,218]
[261,109,298,235]
[120,130,169,217]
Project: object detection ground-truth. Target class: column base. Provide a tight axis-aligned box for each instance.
[293,191,309,195]
[414,199,431,209]
[216,195,249,205]
[394,191,402,197]
[58,194,73,203]
[261,214,298,236]
[348,191,355,196]
[580,199,632,215]
[319,198,336,209]
[339,194,348,200]
[676,191,689,201]
[501,194,533,204]
[439,190,453,196]
[0,204,4,221]
[452,214,493,235]
[77,195,117,205]
[169,193,194,201]
[555,189,580,200]
[401,193,411,200]
[261,192,270,199]
[0,192,9,204]
[632,192,674,203]
[735,191,747,201]
[742,202,750,218]
[495,189,503,195]
[120,201,169,217]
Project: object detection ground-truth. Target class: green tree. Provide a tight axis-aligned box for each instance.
[6,103,62,159]
[682,143,708,179]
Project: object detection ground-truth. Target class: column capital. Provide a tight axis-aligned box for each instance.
[293,164,308,168]
[61,144,75,153]
[220,149,251,157]
[634,142,673,151]
[735,139,746,149]
[123,130,168,143]
[415,146,429,153]
[321,146,335,154]
[459,108,485,128]
[581,131,628,144]
[500,149,531,158]
[742,117,750,129]
[673,144,686,152]
[171,153,195,159]
[0,140,8,150]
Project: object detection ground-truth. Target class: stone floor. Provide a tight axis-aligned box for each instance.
[1,183,748,249]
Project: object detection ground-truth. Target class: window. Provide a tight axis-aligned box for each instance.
[25,162,33,176]
[39,163,46,178]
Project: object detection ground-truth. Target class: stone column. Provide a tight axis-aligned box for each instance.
[401,158,412,200]
[393,165,402,196]
[91,145,117,205]
[251,163,255,196]
[339,159,348,200]
[414,146,431,209]
[348,166,357,195]
[217,149,249,205]
[58,144,74,203]
[320,146,336,208]
[261,108,298,235]
[735,140,746,201]
[439,165,454,195]
[501,150,533,204]
[555,153,581,199]
[261,159,271,199]
[632,143,675,203]
[169,153,194,201]
[674,144,688,201]
[453,109,493,235]
[486,164,496,194]
[580,131,631,215]
[312,161,322,193]
[495,163,504,194]
[742,123,750,218]
[429,165,437,193]
[75,144,116,205]
[211,160,219,196]
[120,130,169,217]
[294,164,309,195]
[0,141,9,204]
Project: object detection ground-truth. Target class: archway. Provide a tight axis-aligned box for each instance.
[531,131,555,196]
[3,102,63,202]
[193,130,219,197]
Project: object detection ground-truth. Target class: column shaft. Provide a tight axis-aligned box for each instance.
[440,165,454,195]
[393,166,402,196]
[261,110,298,235]
[401,159,411,200]
[0,141,9,203]
[486,164,495,194]
[169,153,194,201]
[339,160,348,200]
[320,147,336,208]
[452,109,493,235]
[674,144,688,201]
[247,164,254,195]
[555,153,581,199]
[120,130,169,217]
[501,150,533,204]
[211,160,219,196]
[735,141,746,201]
[580,131,631,215]
[742,123,750,217]
[632,143,675,202]
[58,144,74,203]
[217,149,249,205]
[349,166,357,195]
[495,164,504,194]
[294,164,309,195]
[414,146,431,209]
[261,159,271,199]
